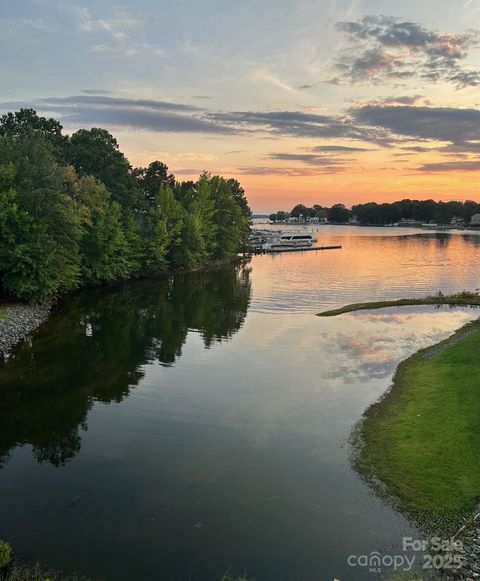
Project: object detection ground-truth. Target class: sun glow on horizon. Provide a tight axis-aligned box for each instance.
[1,1,480,213]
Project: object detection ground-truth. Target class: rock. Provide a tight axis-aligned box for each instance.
[0,302,51,358]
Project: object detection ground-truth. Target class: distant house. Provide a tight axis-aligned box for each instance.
[349,215,359,225]
[288,216,300,223]
[471,214,480,226]
[306,216,320,224]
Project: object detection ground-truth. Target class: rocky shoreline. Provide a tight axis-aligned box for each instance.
[454,511,480,580]
[0,303,51,358]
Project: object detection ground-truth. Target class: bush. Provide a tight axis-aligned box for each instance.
[4,562,90,581]
[0,540,13,568]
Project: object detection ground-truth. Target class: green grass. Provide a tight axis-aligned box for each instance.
[355,318,480,533]
[317,291,480,317]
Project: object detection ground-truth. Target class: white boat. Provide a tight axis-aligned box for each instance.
[272,233,317,248]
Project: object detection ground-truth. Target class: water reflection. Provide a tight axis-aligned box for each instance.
[2,231,480,580]
[251,232,480,313]
[0,264,251,467]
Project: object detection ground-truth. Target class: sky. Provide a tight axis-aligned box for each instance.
[1,0,480,212]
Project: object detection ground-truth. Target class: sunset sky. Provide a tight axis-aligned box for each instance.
[1,0,480,212]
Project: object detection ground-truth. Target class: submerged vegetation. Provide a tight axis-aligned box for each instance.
[0,109,251,303]
[317,291,480,317]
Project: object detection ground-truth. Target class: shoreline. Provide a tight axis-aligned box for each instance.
[320,296,480,578]
[356,319,480,578]
[353,318,480,529]
[0,257,249,360]
[317,292,480,317]
[0,303,51,359]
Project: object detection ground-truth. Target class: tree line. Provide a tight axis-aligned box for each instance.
[270,199,480,225]
[0,109,251,302]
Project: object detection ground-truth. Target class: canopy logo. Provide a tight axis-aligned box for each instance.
[347,536,464,574]
[347,551,415,574]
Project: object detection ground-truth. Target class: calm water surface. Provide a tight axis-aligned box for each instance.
[1,228,480,580]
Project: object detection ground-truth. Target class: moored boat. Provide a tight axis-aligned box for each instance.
[272,233,317,248]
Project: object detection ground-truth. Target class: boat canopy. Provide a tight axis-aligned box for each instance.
[280,234,314,240]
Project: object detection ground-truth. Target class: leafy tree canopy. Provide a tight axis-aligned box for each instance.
[0,110,252,302]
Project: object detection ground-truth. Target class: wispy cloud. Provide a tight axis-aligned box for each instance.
[0,95,230,135]
[207,109,391,142]
[418,160,480,171]
[81,89,112,96]
[4,95,480,166]
[369,95,426,106]
[237,166,341,176]
[269,152,353,166]
[74,6,161,57]
[333,16,480,88]
[250,70,300,94]
[74,6,143,35]
[310,145,371,152]
[171,168,206,175]
[0,17,51,32]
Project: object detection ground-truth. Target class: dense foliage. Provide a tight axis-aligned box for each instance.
[0,110,251,302]
[270,199,480,225]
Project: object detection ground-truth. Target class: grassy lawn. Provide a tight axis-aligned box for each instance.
[355,318,480,532]
[317,291,480,317]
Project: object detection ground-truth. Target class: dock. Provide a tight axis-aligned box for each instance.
[253,245,342,255]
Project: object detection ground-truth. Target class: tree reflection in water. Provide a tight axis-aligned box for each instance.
[0,263,251,467]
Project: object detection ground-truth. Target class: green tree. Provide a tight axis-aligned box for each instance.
[290,204,309,219]
[0,135,81,301]
[156,183,185,268]
[67,128,139,210]
[134,161,175,205]
[0,109,252,302]
[73,174,132,283]
[327,203,351,223]
[0,108,67,162]
[210,176,250,258]
[170,173,218,268]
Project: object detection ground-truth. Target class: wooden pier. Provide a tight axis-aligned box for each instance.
[253,245,342,255]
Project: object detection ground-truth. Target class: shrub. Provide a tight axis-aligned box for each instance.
[0,540,13,568]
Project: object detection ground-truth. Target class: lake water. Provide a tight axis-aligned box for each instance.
[1,227,480,580]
